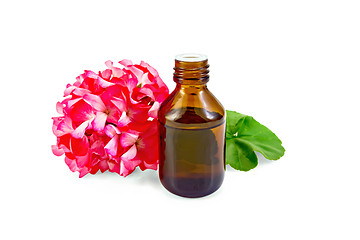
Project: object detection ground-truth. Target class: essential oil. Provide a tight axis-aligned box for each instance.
[158,54,225,198]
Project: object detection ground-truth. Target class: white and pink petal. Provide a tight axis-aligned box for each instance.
[92,112,107,131]
[83,94,106,112]
[51,145,65,156]
[148,101,160,118]
[117,111,131,127]
[104,124,121,138]
[104,135,119,157]
[111,98,127,112]
[120,132,139,148]
[71,119,92,139]
[120,144,137,161]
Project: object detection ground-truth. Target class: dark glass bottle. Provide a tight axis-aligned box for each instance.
[158,54,225,198]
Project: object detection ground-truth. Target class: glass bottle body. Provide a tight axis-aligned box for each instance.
[158,54,225,198]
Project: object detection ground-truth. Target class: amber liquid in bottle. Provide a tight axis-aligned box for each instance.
[158,54,225,198]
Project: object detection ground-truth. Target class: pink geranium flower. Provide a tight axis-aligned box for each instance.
[119,122,159,174]
[51,60,169,177]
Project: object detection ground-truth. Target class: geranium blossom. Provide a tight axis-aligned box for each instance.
[51,60,169,177]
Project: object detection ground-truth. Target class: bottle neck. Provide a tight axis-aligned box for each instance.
[173,54,209,85]
[175,83,208,92]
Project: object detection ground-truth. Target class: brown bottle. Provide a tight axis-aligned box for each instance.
[158,54,225,198]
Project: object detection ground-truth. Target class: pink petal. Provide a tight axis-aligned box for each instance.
[97,76,115,88]
[65,156,79,172]
[78,167,90,178]
[57,135,71,153]
[52,117,63,136]
[101,69,112,79]
[106,106,120,124]
[148,101,160,118]
[120,144,137,161]
[71,119,92,139]
[76,153,90,168]
[99,160,109,173]
[90,139,106,156]
[105,60,114,68]
[52,117,73,137]
[111,97,127,112]
[83,94,106,112]
[64,85,76,97]
[72,87,91,97]
[101,85,126,103]
[70,136,89,156]
[126,77,138,92]
[56,102,64,114]
[127,104,150,123]
[84,70,99,79]
[112,68,124,78]
[126,65,142,79]
[69,100,94,123]
[152,72,168,88]
[120,158,141,177]
[119,161,128,176]
[119,59,133,67]
[92,112,107,131]
[55,116,73,136]
[145,84,169,103]
[52,145,64,156]
[141,161,158,171]
[109,155,120,164]
[74,75,84,87]
[120,132,139,148]
[129,95,140,104]
[139,87,155,100]
[140,61,159,78]
[65,98,82,109]
[104,124,121,138]
[138,72,152,86]
[108,161,120,174]
[117,111,131,127]
[90,155,101,166]
[104,136,119,157]
[105,60,124,78]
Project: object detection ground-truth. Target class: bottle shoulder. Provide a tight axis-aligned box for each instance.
[158,86,225,129]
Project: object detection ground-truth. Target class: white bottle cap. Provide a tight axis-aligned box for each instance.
[175,53,208,62]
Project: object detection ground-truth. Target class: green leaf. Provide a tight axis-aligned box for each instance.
[225,110,285,171]
[226,138,258,171]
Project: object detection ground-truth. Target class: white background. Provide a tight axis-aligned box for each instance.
[1,0,359,239]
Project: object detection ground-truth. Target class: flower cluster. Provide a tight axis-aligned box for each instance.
[51,60,169,177]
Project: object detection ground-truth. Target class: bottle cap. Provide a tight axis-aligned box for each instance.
[175,53,208,62]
